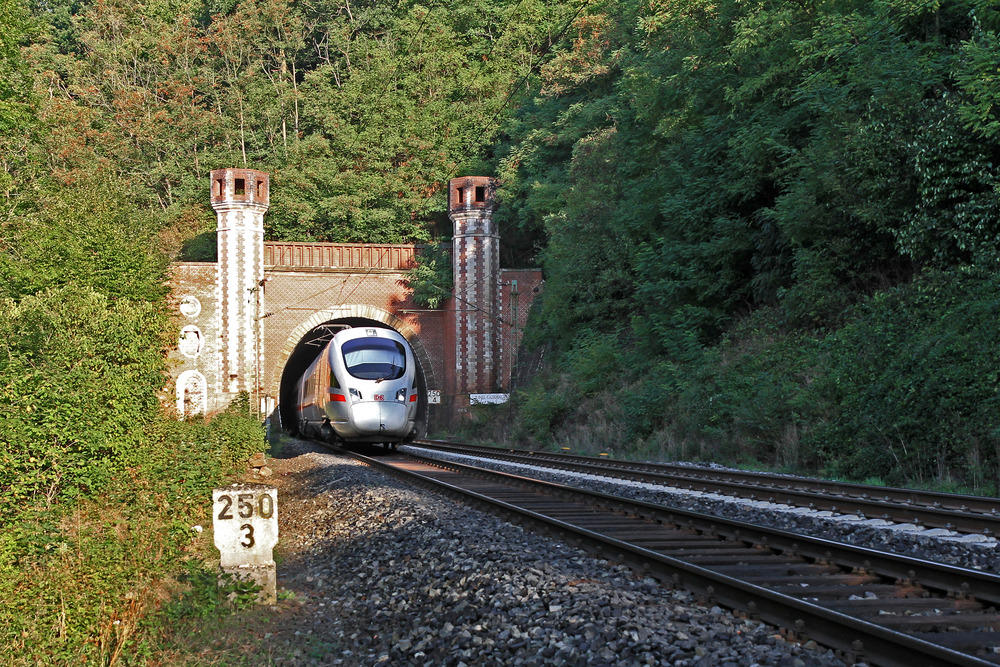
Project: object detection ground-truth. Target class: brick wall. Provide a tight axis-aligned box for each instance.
[212,168,269,403]
[164,171,542,432]
[449,177,501,396]
[264,242,420,270]
[166,262,225,416]
[497,268,544,392]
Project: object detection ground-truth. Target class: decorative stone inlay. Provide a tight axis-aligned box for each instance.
[179,325,204,358]
[179,295,202,318]
[176,370,207,417]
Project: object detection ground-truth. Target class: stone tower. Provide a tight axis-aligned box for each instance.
[448,176,500,395]
[211,168,270,401]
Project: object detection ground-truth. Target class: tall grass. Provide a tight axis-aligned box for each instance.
[0,404,267,666]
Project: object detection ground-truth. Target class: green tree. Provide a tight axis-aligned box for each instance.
[20,0,569,246]
[0,0,33,135]
[0,285,169,516]
[0,175,168,302]
[497,0,640,348]
[403,242,453,309]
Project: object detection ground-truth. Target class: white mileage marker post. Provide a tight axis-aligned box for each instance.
[213,485,278,604]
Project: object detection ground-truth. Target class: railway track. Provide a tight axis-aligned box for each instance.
[410,439,1000,537]
[341,445,1000,667]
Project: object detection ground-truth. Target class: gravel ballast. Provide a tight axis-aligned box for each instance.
[226,439,849,666]
[402,445,1000,574]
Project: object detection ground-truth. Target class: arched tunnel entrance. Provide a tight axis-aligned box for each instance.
[276,317,430,439]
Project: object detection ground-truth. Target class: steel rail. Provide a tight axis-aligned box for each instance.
[341,446,1000,667]
[411,439,1000,537]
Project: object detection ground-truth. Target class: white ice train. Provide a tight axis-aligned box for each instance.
[296,327,418,446]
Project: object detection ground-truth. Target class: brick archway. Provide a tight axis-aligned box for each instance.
[165,170,542,428]
[270,304,438,399]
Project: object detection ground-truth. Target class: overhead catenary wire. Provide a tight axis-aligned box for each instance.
[258,245,392,319]
[428,280,519,328]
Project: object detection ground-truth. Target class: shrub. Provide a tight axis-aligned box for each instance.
[561,329,625,396]
[0,285,169,520]
[204,393,269,468]
[511,372,571,446]
[807,266,1000,487]
[0,408,266,666]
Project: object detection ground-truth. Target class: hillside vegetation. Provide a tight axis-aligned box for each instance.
[478,0,1000,491]
[2,0,1000,660]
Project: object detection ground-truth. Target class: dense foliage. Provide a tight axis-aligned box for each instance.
[480,0,1000,488]
[499,0,1000,341]
[0,401,268,665]
[4,0,573,247]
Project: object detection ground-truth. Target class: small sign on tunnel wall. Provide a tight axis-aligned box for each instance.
[470,393,508,405]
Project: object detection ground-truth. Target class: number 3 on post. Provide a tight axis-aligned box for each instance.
[212,487,278,563]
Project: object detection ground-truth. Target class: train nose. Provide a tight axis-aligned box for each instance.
[351,401,408,434]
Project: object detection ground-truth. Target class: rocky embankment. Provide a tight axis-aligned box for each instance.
[195,438,849,666]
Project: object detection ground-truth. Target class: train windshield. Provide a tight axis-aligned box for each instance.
[341,338,406,380]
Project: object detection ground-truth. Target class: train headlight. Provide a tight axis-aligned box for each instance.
[349,388,362,403]
[395,388,407,402]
